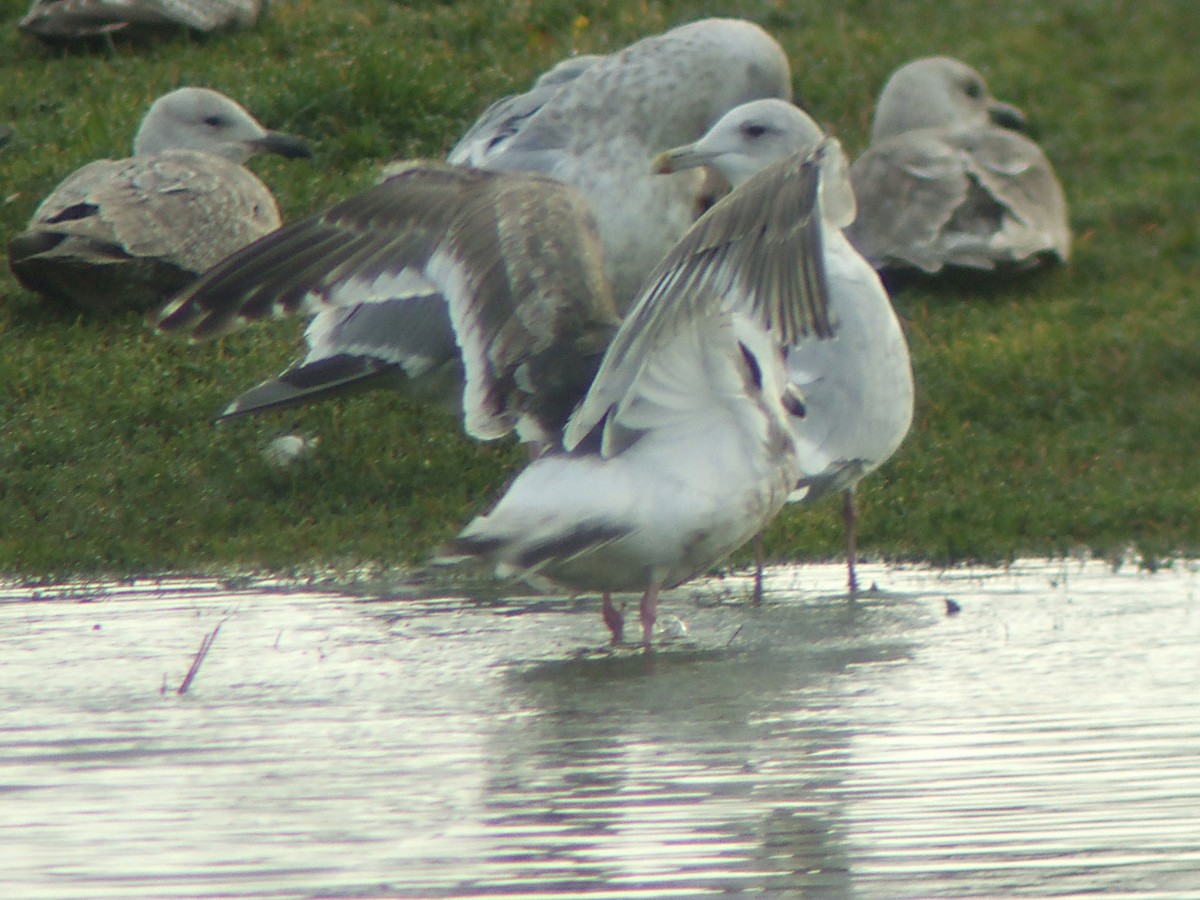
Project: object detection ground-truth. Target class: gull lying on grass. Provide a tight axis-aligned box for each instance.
[8,87,310,313]
[156,18,792,427]
[19,0,265,41]
[443,18,792,307]
[846,56,1070,277]
[655,99,914,596]
[449,141,836,649]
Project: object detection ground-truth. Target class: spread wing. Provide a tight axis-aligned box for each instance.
[157,162,619,441]
[564,140,835,453]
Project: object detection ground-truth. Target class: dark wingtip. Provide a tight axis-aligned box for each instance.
[153,292,201,334]
[215,355,404,421]
[7,230,64,267]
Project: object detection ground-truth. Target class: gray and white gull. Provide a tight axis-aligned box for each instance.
[450,140,835,648]
[655,99,915,595]
[846,56,1070,276]
[8,87,310,313]
[156,18,792,431]
[19,0,265,42]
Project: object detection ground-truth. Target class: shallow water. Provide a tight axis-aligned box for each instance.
[2,559,1199,898]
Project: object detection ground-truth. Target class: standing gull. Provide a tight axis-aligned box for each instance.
[19,0,265,41]
[655,99,914,595]
[156,18,792,426]
[451,141,835,649]
[8,87,311,314]
[846,57,1070,276]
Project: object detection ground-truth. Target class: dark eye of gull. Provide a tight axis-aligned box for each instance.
[963,80,984,100]
[741,122,770,139]
[203,115,225,128]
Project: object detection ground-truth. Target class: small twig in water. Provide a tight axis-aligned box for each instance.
[177,622,222,695]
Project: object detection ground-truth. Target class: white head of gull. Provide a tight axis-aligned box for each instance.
[19,0,265,42]
[450,141,837,649]
[8,87,311,313]
[846,56,1071,275]
[156,18,792,439]
[654,99,915,596]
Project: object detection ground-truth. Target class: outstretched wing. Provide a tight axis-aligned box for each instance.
[158,163,620,441]
[564,140,835,452]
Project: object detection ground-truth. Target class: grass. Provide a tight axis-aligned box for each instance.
[2,0,1198,580]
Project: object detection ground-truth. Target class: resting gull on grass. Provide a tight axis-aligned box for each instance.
[8,87,311,314]
[156,17,792,428]
[449,141,835,650]
[846,56,1070,277]
[19,0,265,41]
[655,99,914,597]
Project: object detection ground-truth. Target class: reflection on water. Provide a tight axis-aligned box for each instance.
[1,559,1198,898]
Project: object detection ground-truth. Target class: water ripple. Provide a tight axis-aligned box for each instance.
[0,560,1198,897]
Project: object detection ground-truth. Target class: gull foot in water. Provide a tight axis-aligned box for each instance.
[602,593,624,645]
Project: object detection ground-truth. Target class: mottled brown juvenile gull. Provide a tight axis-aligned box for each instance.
[846,57,1070,276]
[19,0,264,41]
[157,17,792,433]
[158,163,621,447]
[655,99,914,596]
[450,142,834,649]
[8,87,311,314]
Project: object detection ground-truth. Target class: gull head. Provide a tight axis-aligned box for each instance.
[133,87,312,163]
[869,57,1028,143]
[653,98,826,188]
[653,98,857,228]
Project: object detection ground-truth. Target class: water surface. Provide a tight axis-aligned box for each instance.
[2,559,1198,897]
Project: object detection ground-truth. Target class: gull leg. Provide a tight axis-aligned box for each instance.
[639,584,660,651]
[601,593,624,645]
[752,532,765,604]
[843,489,859,595]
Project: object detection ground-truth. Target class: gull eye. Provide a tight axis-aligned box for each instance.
[741,122,770,139]
[963,80,984,100]
[203,115,225,128]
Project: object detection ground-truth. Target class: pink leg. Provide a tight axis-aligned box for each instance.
[639,583,659,651]
[602,593,624,645]
[752,531,765,604]
[843,489,859,595]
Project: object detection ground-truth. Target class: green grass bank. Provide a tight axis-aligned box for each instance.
[2,0,1198,580]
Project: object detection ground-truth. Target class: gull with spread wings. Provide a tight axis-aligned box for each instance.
[655,99,914,597]
[450,141,836,648]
